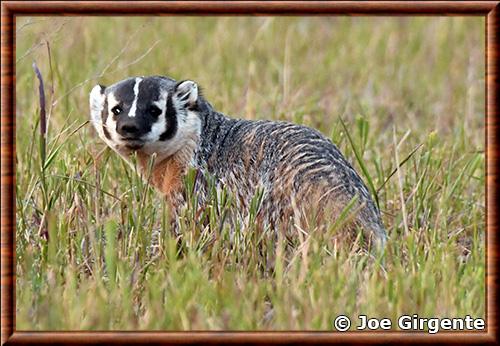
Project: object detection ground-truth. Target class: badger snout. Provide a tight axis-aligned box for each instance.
[116,118,150,150]
[116,118,147,139]
[117,121,139,138]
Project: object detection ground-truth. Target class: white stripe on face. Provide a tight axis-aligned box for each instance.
[128,77,143,118]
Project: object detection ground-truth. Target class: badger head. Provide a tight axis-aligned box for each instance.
[89,76,201,162]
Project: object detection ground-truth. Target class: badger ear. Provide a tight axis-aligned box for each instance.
[90,84,106,112]
[174,80,198,108]
[89,84,106,128]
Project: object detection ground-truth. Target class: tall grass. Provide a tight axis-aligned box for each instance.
[15,17,485,330]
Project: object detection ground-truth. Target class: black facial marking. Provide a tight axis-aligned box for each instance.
[138,78,161,104]
[159,95,178,141]
[111,79,136,104]
[149,105,162,118]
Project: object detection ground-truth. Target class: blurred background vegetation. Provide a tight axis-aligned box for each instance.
[15,17,485,330]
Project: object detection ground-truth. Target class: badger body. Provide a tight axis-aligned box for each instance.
[90,76,387,248]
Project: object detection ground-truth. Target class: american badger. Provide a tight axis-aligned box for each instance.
[89,76,387,248]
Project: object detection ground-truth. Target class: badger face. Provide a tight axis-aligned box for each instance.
[90,76,201,162]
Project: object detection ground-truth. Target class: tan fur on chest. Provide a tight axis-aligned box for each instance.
[135,136,198,205]
[136,152,185,200]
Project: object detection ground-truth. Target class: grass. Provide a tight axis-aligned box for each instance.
[15,17,485,330]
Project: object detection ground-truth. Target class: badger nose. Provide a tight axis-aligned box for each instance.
[117,121,140,137]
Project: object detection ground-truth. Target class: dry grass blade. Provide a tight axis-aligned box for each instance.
[376,143,423,194]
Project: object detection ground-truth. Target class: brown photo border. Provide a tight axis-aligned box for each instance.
[1,1,498,345]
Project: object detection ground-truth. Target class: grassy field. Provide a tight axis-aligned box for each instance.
[15,17,485,330]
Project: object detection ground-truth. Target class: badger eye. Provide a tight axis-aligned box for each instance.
[149,105,162,117]
[111,105,122,116]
